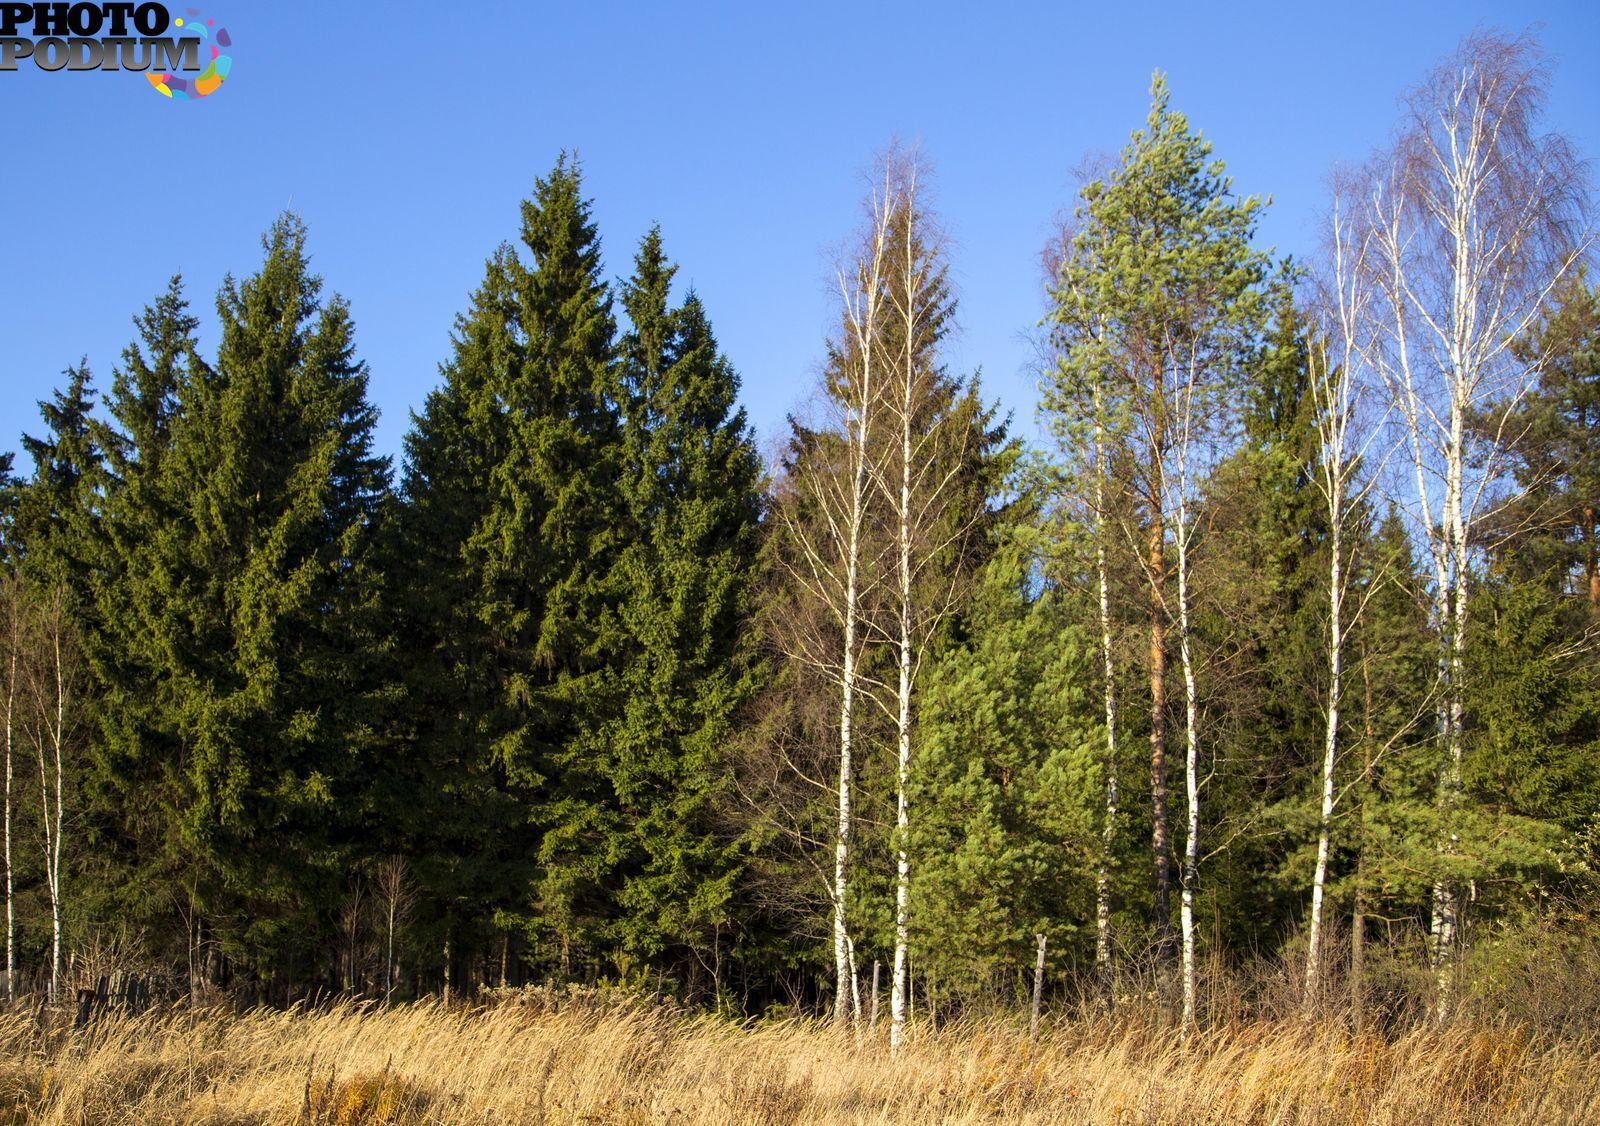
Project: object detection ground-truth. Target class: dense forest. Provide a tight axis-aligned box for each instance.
[2,30,1597,1040]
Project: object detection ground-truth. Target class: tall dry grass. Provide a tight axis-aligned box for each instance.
[0,988,1595,1124]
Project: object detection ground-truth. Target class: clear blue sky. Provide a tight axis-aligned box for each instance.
[3,1,1597,472]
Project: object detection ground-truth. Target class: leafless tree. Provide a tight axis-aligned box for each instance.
[769,163,897,1028]
[1354,30,1592,1009]
[863,150,982,1055]
[1302,182,1390,1008]
[20,581,79,1000]
[373,855,415,1005]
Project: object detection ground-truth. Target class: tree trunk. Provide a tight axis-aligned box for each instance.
[1430,431,1468,1018]
[834,576,858,1028]
[1093,397,1119,1009]
[890,389,914,1056]
[1147,499,1173,967]
[3,608,14,1002]
[1176,499,1199,1033]
[831,353,873,1028]
[1029,934,1048,1042]
[1305,493,1344,1010]
[1585,506,1598,605]
[34,616,67,1001]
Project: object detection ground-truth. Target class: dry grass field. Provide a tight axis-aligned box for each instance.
[0,989,1595,1124]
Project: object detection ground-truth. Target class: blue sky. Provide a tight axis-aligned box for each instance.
[3,1,1597,472]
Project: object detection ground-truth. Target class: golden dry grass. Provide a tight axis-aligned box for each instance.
[0,993,1595,1124]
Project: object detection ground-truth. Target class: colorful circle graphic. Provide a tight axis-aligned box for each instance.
[146,10,232,101]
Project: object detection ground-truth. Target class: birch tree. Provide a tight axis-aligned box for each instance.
[375,855,414,1005]
[1355,32,1591,1003]
[770,168,895,1027]
[1091,374,1119,1005]
[21,581,78,999]
[1301,186,1386,1007]
[865,152,984,1055]
[0,572,18,999]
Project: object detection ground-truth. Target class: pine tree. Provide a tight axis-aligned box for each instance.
[1044,74,1269,1020]
[910,525,1098,1000]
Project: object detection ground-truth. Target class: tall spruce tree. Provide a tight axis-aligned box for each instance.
[0,454,16,562]
[140,215,391,983]
[393,244,526,982]
[583,228,762,986]
[399,155,622,979]
[82,278,208,951]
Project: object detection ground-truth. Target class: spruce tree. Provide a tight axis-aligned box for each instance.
[16,361,104,599]
[0,453,16,562]
[82,278,207,946]
[400,155,622,977]
[147,215,391,982]
[585,227,763,984]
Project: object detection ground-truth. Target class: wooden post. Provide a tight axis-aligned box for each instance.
[74,987,95,1029]
[1030,934,1048,1042]
[442,939,451,1005]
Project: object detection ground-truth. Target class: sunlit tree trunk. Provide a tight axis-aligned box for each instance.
[1,579,17,1001]
[771,175,893,1028]
[1175,559,1198,1028]
[877,154,969,1056]
[1093,382,1119,1007]
[1174,420,1199,1034]
[26,584,73,1001]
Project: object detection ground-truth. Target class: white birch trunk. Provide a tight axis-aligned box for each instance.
[33,612,67,1000]
[889,458,911,1055]
[828,193,886,1030]
[1304,503,1342,1007]
[3,594,15,1001]
[1175,487,1199,1033]
[877,155,966,1057]
[1305,211,1375,1008]
[833,584,858,1027]
[1093,385,1118,1004]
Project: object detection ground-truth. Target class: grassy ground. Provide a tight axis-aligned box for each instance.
[0,992,1595,1123]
